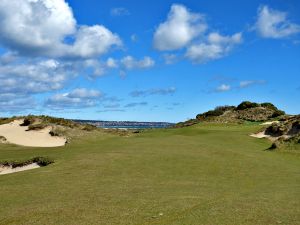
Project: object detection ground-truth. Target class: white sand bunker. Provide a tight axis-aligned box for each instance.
[250,131,272,139]
[0,120,66,147]
[0,163,40,175]
[260,121,280,125]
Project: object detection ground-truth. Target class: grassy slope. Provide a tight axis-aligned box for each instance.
[0,124,299,225]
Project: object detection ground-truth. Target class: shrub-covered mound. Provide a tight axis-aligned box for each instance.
[175,101,285,127]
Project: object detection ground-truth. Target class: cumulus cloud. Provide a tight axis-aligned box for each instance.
[0,59,74,95]
[45,88,102,109]
[153,4,242,64]
[215,84,231,92]
[0,0,121,58]
[255,5,300,38]
[130,87,176,97]
[153,4,207,51]
[186,32,242,63]
[67,25,122,59]
[110,7,130,16]
[120,56,155,70]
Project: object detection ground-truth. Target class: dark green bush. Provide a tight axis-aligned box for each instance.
[261,102,277,110]
[215,105,236,112]
[204,109,224,117]
[271,110,285,118]
[49,131,59,136]
[20,118,32,126]
[236,101,259,110]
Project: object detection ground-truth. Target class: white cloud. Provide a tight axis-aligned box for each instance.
[121,56,155,70]
[68,25,121,58]
[153,4,207,51]
[239,80,266,88]
[106,58,118,68]
[255,5,300,38]
[67,88,101,98]
[110,7,130,16]
[130,87,176,97]
[0,0,121,58]
[124,102,148,108]
[0,59,73,95]
[216,84,231,92]
[163,54,178,65]
[0,94,36,112]
[45,88,102,108]
[83,58,119,77]
[186,32,242,63]
[153,4,242,64]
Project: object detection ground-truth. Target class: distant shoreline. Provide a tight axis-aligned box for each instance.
[73,119,175,129]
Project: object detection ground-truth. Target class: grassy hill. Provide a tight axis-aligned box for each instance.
[0,122,299,225]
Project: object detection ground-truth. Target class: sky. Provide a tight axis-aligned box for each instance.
[0,0,299,122]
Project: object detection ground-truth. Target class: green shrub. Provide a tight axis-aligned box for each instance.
[236,101,259,110]
[204,109,224,117]
[197,105,236,119]
[271,110,285,118]
[215,105,236,112]
[261,102,277,110]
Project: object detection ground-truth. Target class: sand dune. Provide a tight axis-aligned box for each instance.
[0,120,66,147]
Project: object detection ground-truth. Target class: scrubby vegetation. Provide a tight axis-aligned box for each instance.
[27,123,48,131]
[0,135,7,143]
[177,101,286,127]
[264,115,300,150]
[236,101,259,110]
[0,117,19,125]
[0,157,54,168]
[196,105,236,120]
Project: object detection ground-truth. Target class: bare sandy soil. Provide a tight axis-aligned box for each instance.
[260,121,280,125]
[0,163,40,175]
[0,120,66,147]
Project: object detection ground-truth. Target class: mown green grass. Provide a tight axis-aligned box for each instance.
[0,123,299,225]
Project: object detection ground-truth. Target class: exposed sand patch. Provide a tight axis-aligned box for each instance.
[260,121,280,125]
[250,131,291,141]
[250,131,273,139]
[0,120,66,147]
[0,163,40,175]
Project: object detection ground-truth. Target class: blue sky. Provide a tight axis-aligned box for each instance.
[0,0,299,122]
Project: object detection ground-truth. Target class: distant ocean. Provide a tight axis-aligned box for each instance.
[73,120,174,129]
[100,125,171,129]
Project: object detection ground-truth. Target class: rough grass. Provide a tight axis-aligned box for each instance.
[0,123,299,225]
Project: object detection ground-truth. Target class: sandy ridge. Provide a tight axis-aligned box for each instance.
[0,120,66,147]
